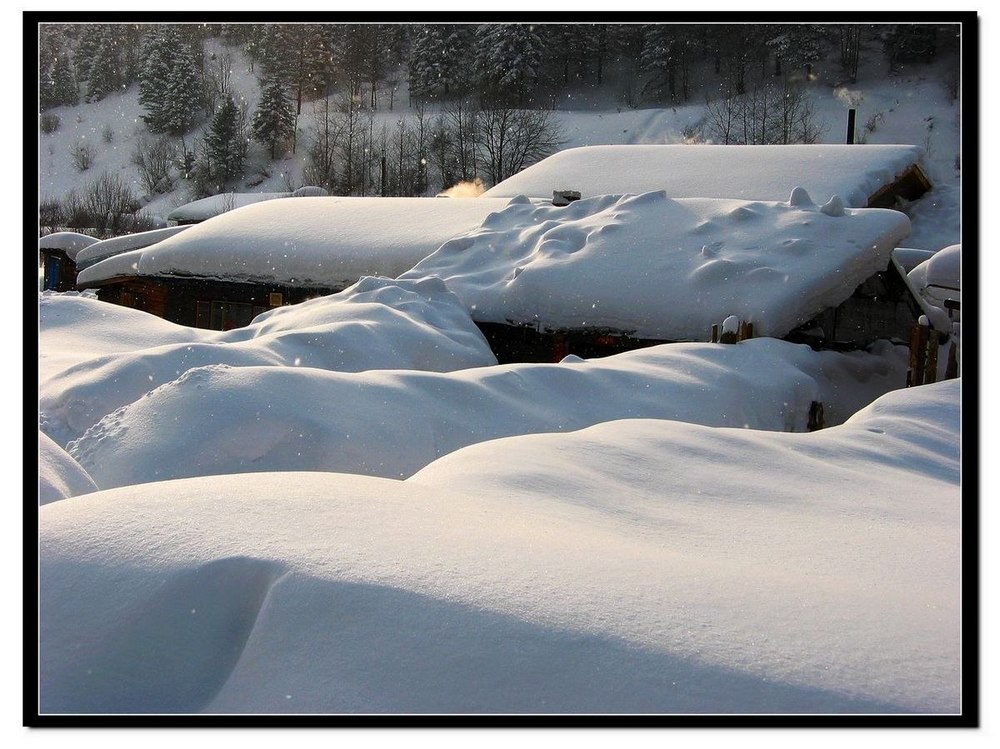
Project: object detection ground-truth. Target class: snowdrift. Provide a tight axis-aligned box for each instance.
[39,379,961,714]
[40,277,497,447]
[65,337,908,490]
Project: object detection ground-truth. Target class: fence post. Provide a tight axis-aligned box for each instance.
[711,323,719,343]
[924,332,939,384]
[908,319,928,387]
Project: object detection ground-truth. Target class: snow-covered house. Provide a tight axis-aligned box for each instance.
[481,144,932,209]
[77,196,517,329]
[400,189,920,359]
[39,231,98,291]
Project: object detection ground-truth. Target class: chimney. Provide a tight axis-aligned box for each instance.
[553,190,582,206]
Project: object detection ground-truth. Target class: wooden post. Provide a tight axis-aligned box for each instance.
[908,322,928,387]
[847,108,857,144]
[945,341,959,380]
[924,333,939,384]
[711,324,719,343]
[808,401,825,431]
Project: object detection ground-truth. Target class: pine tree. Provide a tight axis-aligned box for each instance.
[408,25,472,101]
[161,47,202,135]
[202,95,247,187]
[252,75,296,159]
[641,25,695,102]
[138,26,174,132]
[49,54,78,107]
[476,24,544,105]
[74,24,104,85]
[85,26,124,101]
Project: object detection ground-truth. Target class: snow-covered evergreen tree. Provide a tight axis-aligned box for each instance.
[48,54,78,108]
[202,94,247,187]
[408,25,472,101]
[138,26,174,132]
[252,75,296,159]
[161,42,203,135]
[641,25,695,102]
[475,24,544,105]
[85,26,124,101]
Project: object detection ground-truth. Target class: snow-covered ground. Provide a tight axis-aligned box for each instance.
[39,379,960,714]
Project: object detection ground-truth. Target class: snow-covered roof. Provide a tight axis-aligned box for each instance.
[77,196,517,289]
[401,189,911,341]
[74,225,192,270]
[166,191,290,223]
[905,243,961,327]
[481,144,926,208]
[38,231,98,261]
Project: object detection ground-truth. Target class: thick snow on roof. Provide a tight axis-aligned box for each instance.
[909,244,961,302]
[166,191,290,223]
[66,337,909,490]
[78,196,517,288]
[40,277,496,447]
[38,231,98,261]
[74,225,192,270]
[402,190,911,340]
[40,379,960,713]
[481,144,925,208]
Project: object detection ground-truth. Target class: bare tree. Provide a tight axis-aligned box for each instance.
[132,134,177,194]
[476,105,563,185]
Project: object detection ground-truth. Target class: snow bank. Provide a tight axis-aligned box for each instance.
[80,196,517,289]
[40,277,497,447]
[66,337,908,489]
[74,225,192,270]
[39,431,98,505]
[38,231,98,261]
[39,379,961,714]
[402,191,910,340]
[481,144,925,208]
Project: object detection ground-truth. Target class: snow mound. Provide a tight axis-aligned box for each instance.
[80,196,517,289]
[39,431,98,504]
[38,231,98,261]
[401,191,910,340]
[40,277,496,446]
[40,380,960,713]
[66,338,908,489]
[167,192,290,224]
[481,144,925,208]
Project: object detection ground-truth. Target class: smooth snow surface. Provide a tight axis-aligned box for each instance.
[78,196,517,289]
[402,191,910,340]
[74,225,192,270]
[166,192,290,223]
[64,337,908,490]
[39,379,960,714]
[39,431,98,505]
[481,144,925,208]
[38,231,98,261]
[909,243,961,308]
[39,278,496,449]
